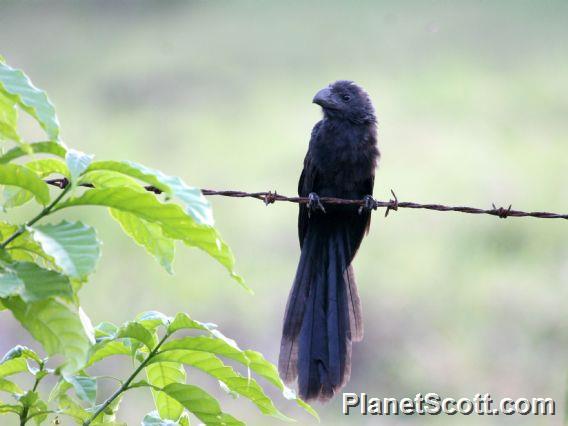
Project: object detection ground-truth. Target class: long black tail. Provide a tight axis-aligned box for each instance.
[279,222,363,401]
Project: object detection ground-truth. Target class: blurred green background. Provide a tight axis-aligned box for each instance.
[1,1,567,425]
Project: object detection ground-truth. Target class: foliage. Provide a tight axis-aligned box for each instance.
[0,58,315,424]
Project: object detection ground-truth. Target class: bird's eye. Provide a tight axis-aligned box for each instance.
[342,94,351,102]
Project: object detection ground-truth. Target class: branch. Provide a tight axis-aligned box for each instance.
[43,178,568,221]
[83,331,170,426]
[1,186,71,249]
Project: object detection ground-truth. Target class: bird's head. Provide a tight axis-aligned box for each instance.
[312,80,376,124]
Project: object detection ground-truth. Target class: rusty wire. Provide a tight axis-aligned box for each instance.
[44,178,567,221]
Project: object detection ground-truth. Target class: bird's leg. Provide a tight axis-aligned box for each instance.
[359,195,377,214]
[307,192,326,217]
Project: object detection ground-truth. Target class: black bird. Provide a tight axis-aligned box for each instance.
[279,81,380,401]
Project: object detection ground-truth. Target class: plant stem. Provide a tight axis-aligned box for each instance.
[20,371,42,426]
[0,186,70,249]
[83,332,170,426]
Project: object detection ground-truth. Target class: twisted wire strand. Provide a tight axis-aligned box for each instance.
[43,178,567,220]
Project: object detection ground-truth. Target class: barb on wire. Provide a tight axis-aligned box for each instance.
[43,178,568,221]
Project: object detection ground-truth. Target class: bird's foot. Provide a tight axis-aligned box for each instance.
[359,195,377,214]
[307,192,326,217]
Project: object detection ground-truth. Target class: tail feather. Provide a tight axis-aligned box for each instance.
[279,223,363,401]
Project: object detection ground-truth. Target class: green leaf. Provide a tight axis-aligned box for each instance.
[87,160,213,225]
[3,186,33,209]
[167,313,212,335]
[161,383,244,426]
[48,378,72,402]
[0,163,50,205]
[136,311,171,330]
[0,269,22,298]
[158,337,245,365]
[150,350,291,421]
[28,398,48,425]
[0,92,19,142]
[110,210,175,274]
[55,188,247,291]
[0,403,22,415]
[0,378,23,394]
[79,170,144,191]
[0,345,42,365]
[3,262,73,302]
[64,375,97,406]
[116,321,156,350]
[0,141,66,164]
[86,341,131,367]
[0,357,27,379]
[3,158,69,209]
[66,149,94,184]
[26,158,70,177]
[159,332,319,420]
[142,410,185,425]
[30,221,101,280]
[146,362,186,421]
[58,394,90,421]
[94,321,119,339]
[0,61,60,140]
[3,297,94,373]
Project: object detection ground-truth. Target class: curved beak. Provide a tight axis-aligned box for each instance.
[312,87,336,109]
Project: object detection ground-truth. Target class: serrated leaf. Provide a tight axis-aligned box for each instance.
[110,210,175,274]
[7,262,73,302]
[3,297,94,374]
[0,378,23,394]
[0,141,66,164]
[66,149,94,184]
[0,61,60,140]
[54,188,247,291]
[0,163,49,205]
[31,221,101,280]
[161,383,244,426]
[146,362,186,421]
[150,350,292,421]
[87,160,213,225]
[116,321,156,350]
[159,332,318,420]
[64,375,97,406]
[0,92,19,142]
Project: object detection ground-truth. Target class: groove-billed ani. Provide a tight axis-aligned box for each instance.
[279,81,379,402]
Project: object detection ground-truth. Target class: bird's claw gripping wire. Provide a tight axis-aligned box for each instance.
[307,192,326,217]
[359,195,377,214]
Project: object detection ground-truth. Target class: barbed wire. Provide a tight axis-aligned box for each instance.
[44,177,567,220]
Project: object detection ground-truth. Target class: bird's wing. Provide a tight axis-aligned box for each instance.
[297,122,322,247]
